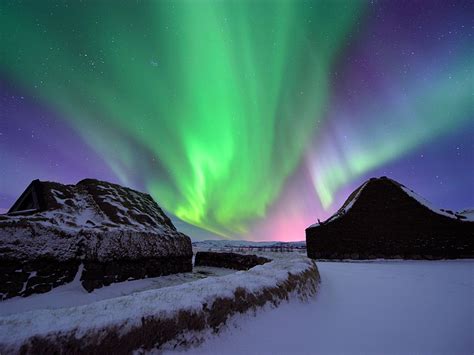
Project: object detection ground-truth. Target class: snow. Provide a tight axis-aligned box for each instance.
[0,254,314,349]
[0,179,192,262]
[460,209,474,221]
[0,223,189,261]
[308,181,369,228]
[308,178,473,229]
[6,181,169,234]
[400,185,469,221]
[41,187,108,232]
[0,266,235,317]
[0,180,191,261]
[174,260,474,355]
[1,251,471,354]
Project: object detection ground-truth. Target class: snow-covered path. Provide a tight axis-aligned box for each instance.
[175,260,473,355]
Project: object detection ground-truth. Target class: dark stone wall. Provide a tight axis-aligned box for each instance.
[0,259,79,300]
[81,256,193,292]
[5,261,320,354]
[194,252,270,270]
[306,178,474,260]
[0,256,193,299]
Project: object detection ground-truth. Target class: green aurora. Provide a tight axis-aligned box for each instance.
[0,0,364,236]
[309,53,474,210]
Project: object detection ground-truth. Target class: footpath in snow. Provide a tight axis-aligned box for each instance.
[173,260,473,355]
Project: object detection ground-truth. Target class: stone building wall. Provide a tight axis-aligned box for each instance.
[0,259,79,300]
[306,178,474,260]
[194,252,270,270]
[0,178,194,299]
[81,256,192,292]
[1,255,193,300]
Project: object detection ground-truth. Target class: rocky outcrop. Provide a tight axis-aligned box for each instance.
[306,177,474,260]
[194,252,270,270]
[0,179,192,299]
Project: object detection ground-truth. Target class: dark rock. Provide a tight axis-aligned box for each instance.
[31,283,52,294]
[102,276,115,286]
[105,261,120,275]
[26,276,43,288]
[194,252,270,270]
[82,265,105,280]
[77,256,193,293]
[0,281,23,294]
[37,263,63,276]
[12,271,30,282]
[0,262,21,273]
[82,279,103,293]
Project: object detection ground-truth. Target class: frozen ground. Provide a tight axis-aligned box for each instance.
[172,260,473,355]
[0,266,236,317]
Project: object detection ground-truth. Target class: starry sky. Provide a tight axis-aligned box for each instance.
[0,0,473,241]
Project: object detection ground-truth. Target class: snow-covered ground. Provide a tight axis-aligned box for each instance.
[172,260,473,355]
[0,266,236,317]
[0,254,316,352]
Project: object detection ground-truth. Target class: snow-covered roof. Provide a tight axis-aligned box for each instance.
[3,178,176,233]
[397,183,471,221]
[307,180,369,229]
[308,177,473,229]
[459,209,474,222]
[0,179,191,261]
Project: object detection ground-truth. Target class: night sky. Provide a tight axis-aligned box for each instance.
[0,0,473,241]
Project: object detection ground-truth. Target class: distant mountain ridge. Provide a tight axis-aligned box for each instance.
[193,240,306,251]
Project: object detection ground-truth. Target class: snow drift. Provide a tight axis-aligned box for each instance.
[0,254,319,354]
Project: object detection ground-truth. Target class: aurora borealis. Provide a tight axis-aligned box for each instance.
[1,0,473,241]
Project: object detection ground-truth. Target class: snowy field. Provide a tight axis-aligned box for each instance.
[171,260,473,355]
